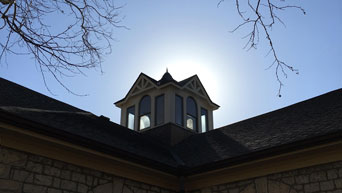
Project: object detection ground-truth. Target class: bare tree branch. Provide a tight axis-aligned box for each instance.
[219,0,305,96]
[0,0,125,95]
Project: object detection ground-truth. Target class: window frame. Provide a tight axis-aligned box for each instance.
[155,94,165,126]
[126,105,135,130]
[175,94,184,126]
[186,96,198,131]
[139,95,151,130]
[201,107,209,132]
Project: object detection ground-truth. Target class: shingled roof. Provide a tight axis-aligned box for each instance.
[1,77,341,175]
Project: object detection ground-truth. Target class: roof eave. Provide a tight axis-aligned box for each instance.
[182,130,342,176]
[0,109,180,175]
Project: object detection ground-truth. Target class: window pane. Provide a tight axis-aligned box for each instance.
[187,97,197,117]
[175,95,183,126]
[186,97,197,130]
[155,95,164,126]
[139,96,151,115]
[128,114,135,129]
[186,115,196,130]
[127,106,135,130]
[140,114,150,130]
[201,108,208,132]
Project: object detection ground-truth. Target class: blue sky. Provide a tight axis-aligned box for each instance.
[1,0,341,128]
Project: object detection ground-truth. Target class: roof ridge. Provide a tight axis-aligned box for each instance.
[0,77,86,112]
[215,88,342,130]
[0,106,93,115]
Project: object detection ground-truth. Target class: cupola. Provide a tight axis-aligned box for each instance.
[114,71,219,133]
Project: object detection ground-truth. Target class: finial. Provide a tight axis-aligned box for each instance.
[166,68,168,73]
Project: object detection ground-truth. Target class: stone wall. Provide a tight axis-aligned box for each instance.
[1,146,341,193]
[0,146,175,193]
[191,161,342,193]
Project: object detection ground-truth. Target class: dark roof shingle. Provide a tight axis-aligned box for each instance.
[172,89,342,168]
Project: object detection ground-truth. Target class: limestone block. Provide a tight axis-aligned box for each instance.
[48,188,62,193]
[99,178,110,185]
[61,179,77,191]
[295,175,309,184]
[141,183,150,190]
[23,183,47,193]
[320,181,335,191]
[0,148,27,166]
[71,172,86,183]
[53,178,61,188]
[86,175,93,186]
[93,183,113,193]
[12,169,34,183]
[131,186,147,193]
[241,184,255,193]
[0,179,22,193]
[113,177,124,193]
[26,161,43,173]
[66,164,81,172]
[44,166,61,177]
[282,177,295,185]
[0,163,10,178]
[88,170,102,178]
[304,183,319,193]
[268,181,291,193]
[122,186,133,193]
[53,160,66,169]
[327,169,339,180]
[125,179,141,187]
[255,177,268,193]
[294,185,303,191]
[335,179,342,189]
[228,188,239,193]
[60,170,71,180]
[103,173,112,180]
[329,190,342,193]
[78,183,88,193]
[35,174,53,186]
[93,177,99,186]
[310,171,327,182]
[150,186,160,192]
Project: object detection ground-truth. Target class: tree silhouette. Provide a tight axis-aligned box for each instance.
[0,0,125,94]
[219,0,305,96]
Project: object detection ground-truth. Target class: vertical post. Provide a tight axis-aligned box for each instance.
[134,101,139,131]
[197,103,201,133]
[208,110,214,131]
[120,107,126,126]
[169,88,175,123]
[183,96,186,128]
[151,95,155,128]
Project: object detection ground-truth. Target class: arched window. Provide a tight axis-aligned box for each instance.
[139,95,151,130]
[186,97,197,131]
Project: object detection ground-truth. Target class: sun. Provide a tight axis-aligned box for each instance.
[158,58,221,103]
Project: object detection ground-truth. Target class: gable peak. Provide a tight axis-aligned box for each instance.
[158,71,175,85]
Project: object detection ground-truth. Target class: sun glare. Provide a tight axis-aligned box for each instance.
[160,58,221,102]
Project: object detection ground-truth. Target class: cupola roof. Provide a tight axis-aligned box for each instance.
[158,69,175,85]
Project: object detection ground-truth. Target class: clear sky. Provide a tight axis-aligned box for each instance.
[0,0,341,128]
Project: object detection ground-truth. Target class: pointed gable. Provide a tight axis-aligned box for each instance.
[182,75,219,110]
[115,73,157,107]
[115,73,219,109]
